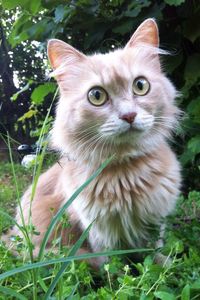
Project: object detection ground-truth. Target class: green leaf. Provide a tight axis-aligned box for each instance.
[184,54,200,87]
[140,293,154,300]
[191,279,200,290]
[0,209,22,230]
[54,5,66,23]
[187,97,200,115]
[180,148,194,165]
[2,0,27,9]
[67,283,79,300]
[18,109,38,121]
[84,24,108,49]
[124,6,142,18]
[41,0,67,9]
[29,0,41,14]
[0,286,27,300]
[112,20,134,35]
[38,275,48,292]
[154,291,176,300]
[187,97,200,123]
[9,14,30,47]
[44,223,93,299]
[9,15,49,47]
[165,53,183,74]
[164,0,185,6]
[31,83,56,105]
[188,136,200,155]
[183,14,200,42]
[54,5,72,24]
[181,284,190,300]
[2,0,41,14]
[26,19,50,40]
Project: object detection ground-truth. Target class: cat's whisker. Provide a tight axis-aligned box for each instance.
[70,136,95,158]
[151,127,173,140]
[72,134,100,157]
[153,119,177,127]
[153,124,178,133]
[74,133,104,161]
[110,137,116,157]
[67,123,101,136]
[100,123,116,130]
[100,127,117,132]
[154,118,180,127]
[154,119,176,124]
[154,116,176,119]
[153,122,174,129]
[137,115,153,120]
[69,129,99,147]
[76,130,99,141]
[100,127,118,135]
[98,136,109,162]
[89,135,106,161]
[87,135,103,155]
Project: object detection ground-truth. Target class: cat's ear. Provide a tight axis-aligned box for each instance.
[125,18,159,48]
[47,39,86,70]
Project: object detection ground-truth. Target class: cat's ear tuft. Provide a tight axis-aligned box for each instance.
[126,18,159,48]
[47,39,86,70]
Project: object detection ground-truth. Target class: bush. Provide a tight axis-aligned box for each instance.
[1,0,200,189]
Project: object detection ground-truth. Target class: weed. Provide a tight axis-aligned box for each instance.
[0,122,200,299]
[0,158,200,299]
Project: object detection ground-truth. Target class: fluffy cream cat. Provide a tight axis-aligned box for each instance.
[5,19,181,265]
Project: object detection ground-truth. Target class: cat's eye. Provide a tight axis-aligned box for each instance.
[88,87,108,106]
[132,77,150,96]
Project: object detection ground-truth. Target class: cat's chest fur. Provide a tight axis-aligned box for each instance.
[63,145,180,251]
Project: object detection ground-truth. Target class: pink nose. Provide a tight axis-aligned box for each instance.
[119,112,137,124]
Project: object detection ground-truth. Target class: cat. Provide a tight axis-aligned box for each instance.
[4,19,181,266]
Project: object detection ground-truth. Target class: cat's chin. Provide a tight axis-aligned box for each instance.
[122,126,145,136]
[105,130,166,160]
[112,126,146,145]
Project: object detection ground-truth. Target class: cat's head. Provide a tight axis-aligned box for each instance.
[48,19,179,162]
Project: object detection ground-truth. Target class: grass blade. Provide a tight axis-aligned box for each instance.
[67,282,79,300]
[0,248,153,281]
[38,156,114,261]
[0,210,21,230]
[0,286,27,300]
[28,88,58,225]
[44,223,93,299]
[7,134,25,227]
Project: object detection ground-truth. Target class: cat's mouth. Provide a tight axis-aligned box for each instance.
[130,124,145,132]
[99,120,151,140]
[124,123,145,134]
[117,124,145,139]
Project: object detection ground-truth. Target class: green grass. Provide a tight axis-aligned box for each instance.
[0,162,32,233]
[0,159,200,300]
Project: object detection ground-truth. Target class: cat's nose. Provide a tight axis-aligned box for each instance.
[119,112,137,124]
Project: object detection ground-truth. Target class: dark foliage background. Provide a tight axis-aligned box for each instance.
[0,0,200,191]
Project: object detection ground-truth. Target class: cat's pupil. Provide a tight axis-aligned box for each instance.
[137,80,143,90]
[94,90,101,100]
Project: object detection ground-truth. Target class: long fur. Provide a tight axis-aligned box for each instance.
[3,19,181,265]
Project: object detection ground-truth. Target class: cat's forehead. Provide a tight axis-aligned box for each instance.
[89,49,129,73]
[90,47,154,66]
[86,47,157,89]
[89,49,130,88]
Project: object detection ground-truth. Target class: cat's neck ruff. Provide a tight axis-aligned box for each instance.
[60,134,167,167]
